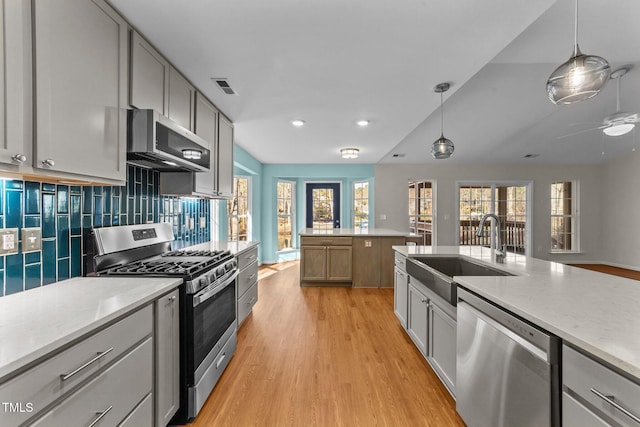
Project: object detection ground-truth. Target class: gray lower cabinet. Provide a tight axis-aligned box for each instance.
[563,344,640,427]
[428,301,456,394]
[393,253,408,329]
[403,272,457,397]
[155,289,180,426]
[32,0,128,184]
[407,282,428,355]
[217,115,235,198]
[237,247,259,326]
[0,289,181,427]
[31,338,154,427]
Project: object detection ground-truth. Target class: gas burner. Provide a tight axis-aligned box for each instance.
[163,250,229,258]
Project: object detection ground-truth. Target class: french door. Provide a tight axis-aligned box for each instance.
[457,183,531,255]
[305,183,341,230]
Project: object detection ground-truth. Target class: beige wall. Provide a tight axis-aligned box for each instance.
[374,162,603,263]
[601,151,640,269]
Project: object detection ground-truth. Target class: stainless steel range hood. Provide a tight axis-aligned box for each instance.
[127,109,211,172]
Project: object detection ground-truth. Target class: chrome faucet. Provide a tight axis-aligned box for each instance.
[476,213,506,263]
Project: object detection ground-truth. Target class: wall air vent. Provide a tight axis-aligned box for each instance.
[523,154,540,158]
[211,78,238,95]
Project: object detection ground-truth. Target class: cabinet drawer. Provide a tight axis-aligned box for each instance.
[301,236,352,246]
[238,260,258,296]
[563,391,610,427]
[0,305,153,426]
[563,344,640,426]
[238,282,258,326]
[394,252,406,270]
[238,247,258,270]
[31,338,153,427]
[119,392,153,427]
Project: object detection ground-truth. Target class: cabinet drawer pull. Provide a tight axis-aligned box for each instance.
[60,348,114,381]
[216,352,226,369]
[248,274,256,281]
[248,297,256,305]
[88,405,113,427]
[248,254,257,261]
[590,387,640,424]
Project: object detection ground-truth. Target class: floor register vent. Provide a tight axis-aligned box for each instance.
[212,78,238,95]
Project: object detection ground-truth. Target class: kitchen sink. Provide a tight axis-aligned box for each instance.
[405,256,515,306]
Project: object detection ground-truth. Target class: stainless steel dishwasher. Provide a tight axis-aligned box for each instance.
[456,287,560,427]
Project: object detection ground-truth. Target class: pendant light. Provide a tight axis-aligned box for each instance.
[431,82,454,159]
[546,0,610,105]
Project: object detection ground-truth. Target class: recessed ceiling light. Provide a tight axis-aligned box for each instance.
[291,120,305,127]
[357,120,370,127]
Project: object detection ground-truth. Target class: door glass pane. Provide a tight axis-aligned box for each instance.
[312,188,334,230]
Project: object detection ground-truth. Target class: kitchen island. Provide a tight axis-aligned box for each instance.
[394,245,640,426]
[300,228,420,287]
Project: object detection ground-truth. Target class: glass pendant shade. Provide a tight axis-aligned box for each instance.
[603,123,634,137]
[431,134,454,159]
[546,46,611,105]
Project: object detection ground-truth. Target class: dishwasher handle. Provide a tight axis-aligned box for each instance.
[458,300,550,363]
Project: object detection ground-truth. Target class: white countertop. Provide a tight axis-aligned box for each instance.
[300,228,415,237]
[0,276,182,381]
[181,240,259,255]
[394,245,640,381]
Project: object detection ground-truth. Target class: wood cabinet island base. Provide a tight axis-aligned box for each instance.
[299,229,419,287]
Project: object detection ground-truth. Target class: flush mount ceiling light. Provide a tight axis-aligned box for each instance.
[356,120,370,127]
[291,120,306,127]
[431,82,454,159]
[340,148,359,159]
[182,149,202,160]
[546,0,610,105]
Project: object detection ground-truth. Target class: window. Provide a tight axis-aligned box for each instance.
[277,181,295,251]
[353,181,369,228]
[227,177,250,241]
[551,181,578,252]
[408,181,433,245]
[458,183,528,254]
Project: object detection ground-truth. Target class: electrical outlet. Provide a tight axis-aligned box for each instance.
[0,228,19,255]
[22,228,42,253]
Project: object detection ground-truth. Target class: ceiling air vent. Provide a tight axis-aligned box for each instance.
[211,78,238,95]
[523,154,540,158]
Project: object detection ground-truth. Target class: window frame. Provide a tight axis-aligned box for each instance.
[408,180,435,245]
[227,176,251,241]
[455,181,532,255]
[277,180,296,252]
[353,180,370,229]
[550,180,580,253]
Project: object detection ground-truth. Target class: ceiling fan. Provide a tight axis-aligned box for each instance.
[559,66,638,138]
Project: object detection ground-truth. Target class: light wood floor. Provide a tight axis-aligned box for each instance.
[188,261,465,426]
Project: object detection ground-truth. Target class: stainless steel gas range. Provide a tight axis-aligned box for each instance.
[91,223,238,424]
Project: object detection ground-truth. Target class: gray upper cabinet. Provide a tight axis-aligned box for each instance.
[217,114,234,198]
[32,0,127,184]
[194,92,218,196]
[168,66,195,131]
[129,30,169,115]
[0,0,31,170]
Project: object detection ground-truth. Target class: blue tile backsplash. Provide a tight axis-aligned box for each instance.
[0,165,211,297]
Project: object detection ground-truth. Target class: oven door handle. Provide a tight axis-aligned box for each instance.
[193,271,239,307]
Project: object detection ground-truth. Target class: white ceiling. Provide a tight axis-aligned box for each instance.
[110,0,640,165]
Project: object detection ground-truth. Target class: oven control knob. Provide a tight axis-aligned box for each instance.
[217,267,225,276]
[200,277,207,287]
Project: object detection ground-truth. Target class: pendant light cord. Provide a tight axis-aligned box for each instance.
[573,0,579,56]
[440,91,444,136]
